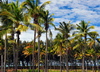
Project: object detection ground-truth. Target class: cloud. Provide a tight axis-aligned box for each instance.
[92,26,100,33]
[40,0,100,25]
[20,29,59,42]
[12,0,100,41]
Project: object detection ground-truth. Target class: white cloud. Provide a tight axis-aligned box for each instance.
[19,29,34,42]
[12,0,100,41]
[93,26,100,33]
[20,29,59,42]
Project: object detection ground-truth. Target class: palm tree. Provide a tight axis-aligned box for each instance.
[21,0,51,71]
[0,1,12,72]
[0,38,4,72]
[0,1,28,71]
[55,21,74,72]
[0,25,11,72]
[88,31,99,72]
[40,10,54,72]
[76,20,94,72]
[73,35,86,71]
[37,28,45,72]
[53,33,65,72]
[0,27,5,72]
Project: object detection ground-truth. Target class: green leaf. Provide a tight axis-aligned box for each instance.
[8,40,16,43]
[73,44,80,50]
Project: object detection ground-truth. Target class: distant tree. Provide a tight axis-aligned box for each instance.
[53,33,65,72]
[55,21,74,72]
[76,20,94,72]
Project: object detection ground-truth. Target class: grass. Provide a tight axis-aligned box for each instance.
[6,69,99,72]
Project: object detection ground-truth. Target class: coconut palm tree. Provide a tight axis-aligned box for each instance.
[76,20,94,72]
[21,1,51,71]
[0,25,11,72]
[40,10,54,72]
[88,31,99,72]
[53,33,65,72]
[0,27,5,72]
[55,21,74,72]
[37,28,45,72]
[0,0,29,71]
[0,1,13,72]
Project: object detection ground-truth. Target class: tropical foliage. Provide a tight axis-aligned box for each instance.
[0,0,100,72]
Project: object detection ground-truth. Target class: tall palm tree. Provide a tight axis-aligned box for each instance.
[0,38,4,72]
[88,31,99,72]
[0,0,28,71]
[40,10,54,72]
[53,33,65,72]
[55,21,74,72]
[0,27,5,72]
[37,28,45,72]
[21,0,51,71]
[0,1,12,72]
[0,25,11,72]
[76,20,94,72]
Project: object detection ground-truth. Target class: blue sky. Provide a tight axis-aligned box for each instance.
[9,0,100,41]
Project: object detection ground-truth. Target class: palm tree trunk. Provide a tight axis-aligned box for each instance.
[32,29,36,72]
[15,48,18,72]
[45,30,48,72]
[32,16,38,72]
[60,54,62,72]
[96,58,99,72]
[15,32,20,72]
[38,32,40,72]
[11,27,16,71]
[85,59,88,72]
[82,35,86,72]
[93,59,96,72]
[4,34,7,72]
[82,49,85,72]
[15,37,18,72]
[1,54,3,72]
[13,43,16,70]
[66,49,69,72]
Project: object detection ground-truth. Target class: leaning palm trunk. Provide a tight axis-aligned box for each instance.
[4,33,7,72]
[45,30,48,72]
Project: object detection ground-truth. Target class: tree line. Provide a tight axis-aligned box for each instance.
[0,0,100,72]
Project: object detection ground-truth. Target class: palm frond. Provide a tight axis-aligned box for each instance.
[40,1,51,9]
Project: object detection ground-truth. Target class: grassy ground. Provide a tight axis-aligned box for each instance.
[6,69,98,72]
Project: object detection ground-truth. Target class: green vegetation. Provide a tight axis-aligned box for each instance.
[15,69,98,72]
[0,0,100,72]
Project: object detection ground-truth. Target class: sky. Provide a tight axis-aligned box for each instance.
[8,0,100,42]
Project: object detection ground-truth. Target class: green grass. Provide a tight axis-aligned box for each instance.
[16,69,98,72]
